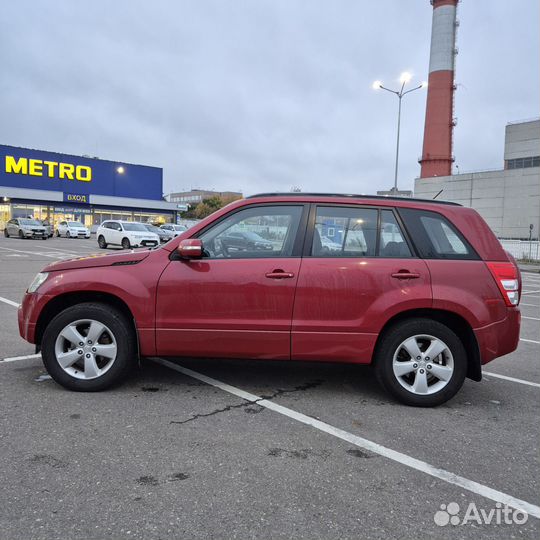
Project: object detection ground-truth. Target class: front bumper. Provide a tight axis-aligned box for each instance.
[134,239,158,247]
[474,308,521,365]
[18,292,49,344]
[23,230,45,238]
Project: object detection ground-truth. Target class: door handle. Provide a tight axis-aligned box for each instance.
[391,270,420,279]
[265,270,295,279]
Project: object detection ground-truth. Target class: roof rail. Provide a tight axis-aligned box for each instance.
[246,192,461,206]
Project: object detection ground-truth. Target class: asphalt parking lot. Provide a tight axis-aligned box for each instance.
[0,235,539,540]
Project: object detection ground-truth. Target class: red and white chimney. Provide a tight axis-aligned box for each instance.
[419,0,459,178]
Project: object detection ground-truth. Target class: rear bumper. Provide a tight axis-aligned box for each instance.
[474,308,521,365]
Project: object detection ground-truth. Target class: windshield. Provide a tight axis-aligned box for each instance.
[68,221,84,227]
[144,224,160,233]
[122,222,148,232]
[20,219,41,226]
[173,225,187,231]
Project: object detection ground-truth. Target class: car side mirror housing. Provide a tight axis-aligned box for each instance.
[176,238,203,259]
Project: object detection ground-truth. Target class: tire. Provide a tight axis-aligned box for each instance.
[42,236,47,240]
[56,230,60,237]
[97,235,107,249]
[374,318,467,407]
[41,302,137,391]
[19,230,24,239]
[121,237,131,249]
[66,231,70,238]
[4,228,8,238]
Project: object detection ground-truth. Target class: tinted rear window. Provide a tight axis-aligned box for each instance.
[398,208,479,260]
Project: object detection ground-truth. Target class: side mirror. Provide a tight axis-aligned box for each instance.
[177,238,203,259]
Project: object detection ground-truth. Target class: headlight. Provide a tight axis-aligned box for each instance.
[27,272,49,293]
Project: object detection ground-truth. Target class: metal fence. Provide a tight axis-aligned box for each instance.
[499,239,540,261]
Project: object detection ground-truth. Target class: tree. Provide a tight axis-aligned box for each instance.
[183,194,243,220]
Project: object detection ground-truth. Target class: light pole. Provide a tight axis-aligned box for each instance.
[372,73,427,192]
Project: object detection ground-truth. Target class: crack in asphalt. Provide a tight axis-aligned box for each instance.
[170,379,323,425]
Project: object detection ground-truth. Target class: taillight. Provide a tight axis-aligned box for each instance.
[486,261,521,307]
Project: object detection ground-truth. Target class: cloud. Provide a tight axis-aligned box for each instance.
[0,0,537,196]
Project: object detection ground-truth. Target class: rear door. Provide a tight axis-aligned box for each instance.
[292,204,432,363]
[155,204,308,359]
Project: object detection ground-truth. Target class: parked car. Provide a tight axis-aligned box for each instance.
[221,231,273,252]
[159,223,187,240]
[56,221,91,239]
[19,193,521,406]
[40,219,53,238]
[143,224,170,243]
[4,218,47,240]
[96,220,159,249]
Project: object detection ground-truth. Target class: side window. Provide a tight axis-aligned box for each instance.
[311,206,377,257]
[116,223,123,231]
[379,210,411,258]
[199,205,303,259]
[398,208,478,260]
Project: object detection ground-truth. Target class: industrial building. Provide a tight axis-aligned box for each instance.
[415,119,540,239]
[0,145,179,231]
[167,189,243,205]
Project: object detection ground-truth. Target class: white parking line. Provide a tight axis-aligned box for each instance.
[523,316,540,321]
[0,246,61,258]
[34,245,79,254]
[0,296,20,308]
[151,357,540,519]
[520,338,540,345]
[521,302,539,307]
[483,371,540,388]
[522,290,540,295]
[1,353,41,363]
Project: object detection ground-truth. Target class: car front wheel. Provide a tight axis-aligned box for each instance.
[41,302,137,391]
[97,235,107,249]
[121,237,131,249]
[374,318,467,407]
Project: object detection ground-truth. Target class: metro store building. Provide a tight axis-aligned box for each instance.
[0,145,179,231]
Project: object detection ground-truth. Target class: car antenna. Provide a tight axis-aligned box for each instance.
[433,189,444,200]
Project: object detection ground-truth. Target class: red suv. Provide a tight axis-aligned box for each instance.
[18,194,521,406]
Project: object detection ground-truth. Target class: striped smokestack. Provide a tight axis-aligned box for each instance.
[419,0,459,178]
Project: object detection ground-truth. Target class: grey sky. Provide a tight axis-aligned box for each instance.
[1,1,538,197]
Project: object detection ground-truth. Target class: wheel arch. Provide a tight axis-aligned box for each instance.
[374,308,481,382]
[35,291,138,352]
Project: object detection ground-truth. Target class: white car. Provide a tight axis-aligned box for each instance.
[56,221,91,239]
[159,223,187,240]
[96,220,160,249]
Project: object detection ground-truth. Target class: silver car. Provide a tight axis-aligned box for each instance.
[4,218,48,240]
[159,223,187,240]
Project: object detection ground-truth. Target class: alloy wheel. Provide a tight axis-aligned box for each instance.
[54,319,118,380]
[392,334,454,395]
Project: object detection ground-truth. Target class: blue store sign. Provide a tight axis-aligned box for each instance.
[0,144,163,201]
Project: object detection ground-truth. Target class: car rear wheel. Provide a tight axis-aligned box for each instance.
[97,235,107,249]
[374,318,467,407]
[121,237,131,249]
[41,302,137,391]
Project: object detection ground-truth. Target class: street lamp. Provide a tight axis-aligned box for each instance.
[373,72,427,192]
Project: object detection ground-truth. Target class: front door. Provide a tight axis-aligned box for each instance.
[292,205,432,363]
[155,204,307,359]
